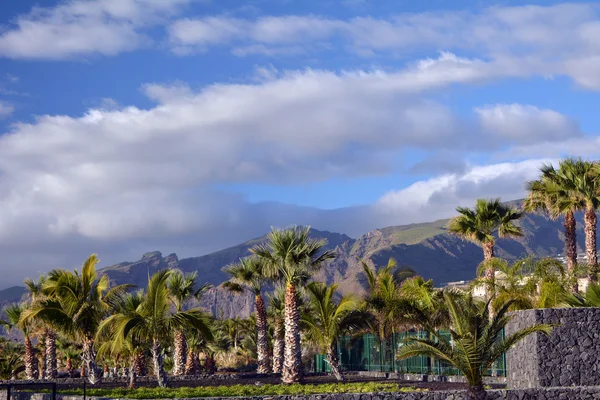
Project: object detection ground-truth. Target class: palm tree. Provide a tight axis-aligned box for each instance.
[97,290,148,387]
[0,339,24,380]
[361,258,415,340]
[3,303,38,379]
[23,275,53,379]
[22,254,132,384]
[473,257,572,312]
[447,198,523,289]
[562,282,600,307]
[397,292,553,400]
[525,160,582,292]
[167,270,210,376]
[301,282,365,381]
[360,258,416,373]
[223,256,271,373]
[61,347,81,378]
[184,329,211,375]
[251,226,336,383]
[98,269,213,387]
[267,288,286,374]
[565,159,600,281]
[473,258,535,312]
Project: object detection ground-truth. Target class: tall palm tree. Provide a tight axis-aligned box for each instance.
[223,256,271,373]
[267,288,286,374]
[397,292,553,400]
[447,198,523,286]
[166,270,210,376]
[525,160,582,292]
[98,269,213,387]
[567,159,600,281]
[301,282,365,381]
[22,254,132,384]
[251,226,336,384]
[3,304,38,379]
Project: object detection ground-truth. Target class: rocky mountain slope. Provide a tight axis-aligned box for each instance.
[1,201,588,318]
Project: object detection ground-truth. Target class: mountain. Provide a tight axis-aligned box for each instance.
[0,286,26,308]
[1,202,588,318]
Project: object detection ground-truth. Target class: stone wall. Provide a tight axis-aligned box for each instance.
[5,387,600,400]
[505,307,600,389]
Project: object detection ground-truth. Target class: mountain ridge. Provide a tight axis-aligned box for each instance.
[1,201,587,318]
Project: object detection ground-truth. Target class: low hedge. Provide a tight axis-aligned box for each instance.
[57,382,420,398]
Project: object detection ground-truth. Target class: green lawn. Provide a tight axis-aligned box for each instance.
[57,382,421,398]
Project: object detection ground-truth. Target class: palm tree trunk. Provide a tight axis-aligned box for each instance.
[565,211,579,292]
[151,339,169,388]
[172,330,187,376]
[134,351,145,377]
[82,338,101,384]
[255,294,271,374]
[204,353,216,374]
[24,336,37,380]
[184,348,196,375]
[128,357,137,389]
[65,357,73,377]
[585,208,598,282]
[327,343,344,381]
[272,319,284,373]
[45,330,57,379]
[482,241,496,313]
[282,282,302,384]
[483,241,494,262]
[467,385,487,399]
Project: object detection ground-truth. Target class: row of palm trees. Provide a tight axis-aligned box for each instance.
[449,157,600,295]
[0,257,215,387]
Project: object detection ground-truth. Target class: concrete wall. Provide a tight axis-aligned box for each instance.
[5,387,600,400]
[505,307,600,389]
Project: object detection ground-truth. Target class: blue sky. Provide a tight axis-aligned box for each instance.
[0,0,599,285]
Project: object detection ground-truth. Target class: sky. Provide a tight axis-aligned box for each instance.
[0,0,599,287]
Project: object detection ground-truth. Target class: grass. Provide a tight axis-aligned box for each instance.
[56,382,421,398]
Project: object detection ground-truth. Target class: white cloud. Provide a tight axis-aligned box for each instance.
[476,104,581,145]
[169,4,598,56]
[0,0,192,59]
[167,4,600,91]
[168,17,246,52]
[0,101,15,118]
[375,159,553,220]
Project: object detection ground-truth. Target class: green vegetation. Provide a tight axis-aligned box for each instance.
[56,382,416,399]
[382,221,448,245]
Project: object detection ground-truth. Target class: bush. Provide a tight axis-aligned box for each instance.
[58,382,420,398]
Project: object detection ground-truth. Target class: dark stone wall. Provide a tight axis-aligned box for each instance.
[8,387,600,400]
[505,307,600,389]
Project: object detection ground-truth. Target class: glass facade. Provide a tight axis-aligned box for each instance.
[313,330,506,377]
